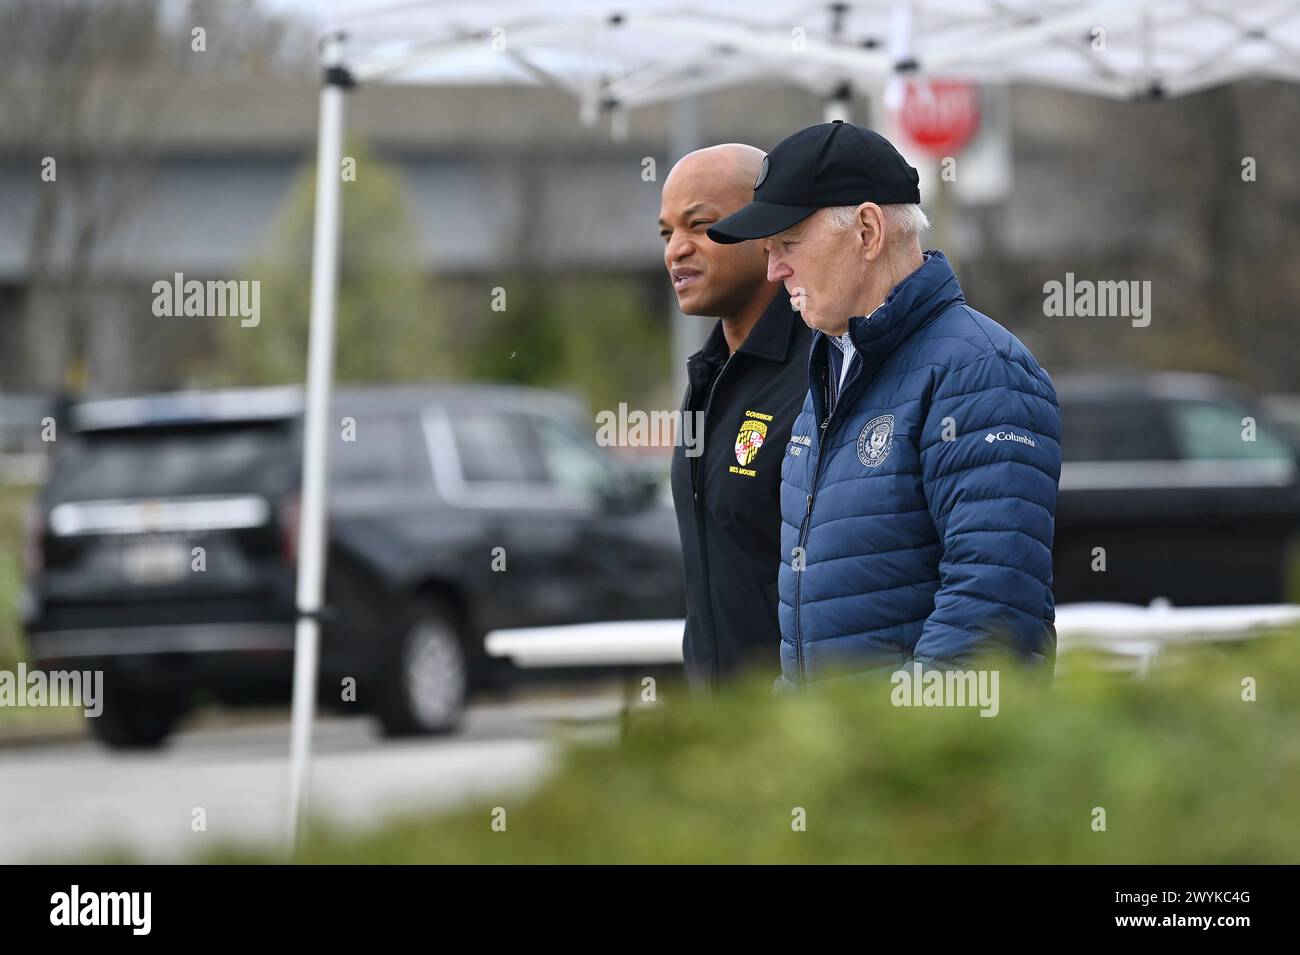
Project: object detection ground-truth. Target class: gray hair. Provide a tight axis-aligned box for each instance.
[824,203,930,240]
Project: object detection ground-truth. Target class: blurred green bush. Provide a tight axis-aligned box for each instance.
[194,140,448,387]
[215,634,1300,864]
[193,139,673,417]
[0,484,33,673]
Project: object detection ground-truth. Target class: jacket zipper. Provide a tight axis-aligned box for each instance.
[792,349,861,687]
[691,353,734,690]
[690,354,733,501]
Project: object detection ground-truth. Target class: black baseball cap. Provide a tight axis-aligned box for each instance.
[707,121,921,244]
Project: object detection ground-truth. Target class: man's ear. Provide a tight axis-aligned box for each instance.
[857,202,885,260]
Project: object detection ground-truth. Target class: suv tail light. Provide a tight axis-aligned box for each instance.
[278,494,300,566]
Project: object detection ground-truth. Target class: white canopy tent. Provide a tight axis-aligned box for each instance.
[280,0,1300,846]
[307,0,1300,101]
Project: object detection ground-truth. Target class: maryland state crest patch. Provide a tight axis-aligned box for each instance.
[735,419,768,467]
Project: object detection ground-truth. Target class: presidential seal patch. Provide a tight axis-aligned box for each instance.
[735,419,768,467]
[857,414,894,468]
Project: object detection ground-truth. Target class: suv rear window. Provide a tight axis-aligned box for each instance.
[331,413,430,487]
[450,410,549,484]
[1060,400,1177,462]
[48,421,297,502]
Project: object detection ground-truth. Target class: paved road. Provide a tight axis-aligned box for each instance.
[0,692,622,863]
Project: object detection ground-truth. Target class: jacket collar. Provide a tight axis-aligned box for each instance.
[695,285,796,366]
[809,249,964,381]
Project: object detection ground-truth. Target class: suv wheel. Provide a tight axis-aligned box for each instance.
[88,687,184,750]
[376,600,467,737]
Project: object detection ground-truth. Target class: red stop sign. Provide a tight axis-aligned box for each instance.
[897,78,981,156]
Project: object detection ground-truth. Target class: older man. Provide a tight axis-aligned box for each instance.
[708,122,1062,687]
[659,144,815,693]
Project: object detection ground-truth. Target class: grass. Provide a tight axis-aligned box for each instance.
[189,633,1300,865]
[0,483,85,736]
[0,483,34,673]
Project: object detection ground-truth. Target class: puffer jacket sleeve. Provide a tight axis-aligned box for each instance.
[912,349,1062,671]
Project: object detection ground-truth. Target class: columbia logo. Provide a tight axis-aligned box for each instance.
[985,430,1037,448]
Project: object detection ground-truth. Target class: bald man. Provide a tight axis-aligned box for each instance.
[659,144,815,694]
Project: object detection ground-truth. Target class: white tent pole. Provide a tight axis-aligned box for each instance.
[824,2,852,124]
[628,12,891,76]
[824,81,852,123]
[921,0,1140,72]
[287,31,349,853]
[351,20,597,84]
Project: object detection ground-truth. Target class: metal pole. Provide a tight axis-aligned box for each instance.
[824,5,853,124]
[287,32,349,853]
[824,81,853,123]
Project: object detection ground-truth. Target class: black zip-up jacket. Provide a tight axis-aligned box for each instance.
[670,286,815,693]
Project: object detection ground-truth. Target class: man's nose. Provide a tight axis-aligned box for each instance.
[767,252,792,283]
[666,231,695,267]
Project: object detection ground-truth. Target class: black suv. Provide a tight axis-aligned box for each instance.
[22,384,684,747]
[1054,372,1300,606]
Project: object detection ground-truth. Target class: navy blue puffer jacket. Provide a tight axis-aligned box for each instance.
[777,251,1061,686]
